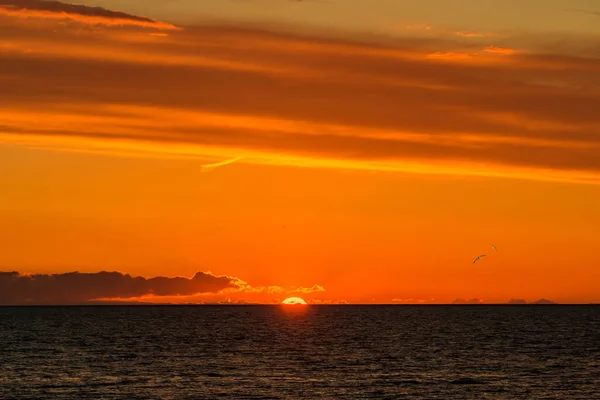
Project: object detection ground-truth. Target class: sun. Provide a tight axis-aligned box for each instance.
[281,297,307,305]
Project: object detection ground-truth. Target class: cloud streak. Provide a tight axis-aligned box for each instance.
[1,4,600,184]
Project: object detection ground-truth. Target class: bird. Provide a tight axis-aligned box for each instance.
[473,254,486,264]
[492,244,498,252]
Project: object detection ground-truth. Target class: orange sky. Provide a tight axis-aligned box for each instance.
[1,0,599,304]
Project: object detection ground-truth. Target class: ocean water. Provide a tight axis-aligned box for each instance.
[0,305,599,399]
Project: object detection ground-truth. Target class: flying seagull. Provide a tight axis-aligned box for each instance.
[492,244,498,252]
[473,254,486,264]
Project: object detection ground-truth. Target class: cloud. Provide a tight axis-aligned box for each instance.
[0,0,178,29]
[427,45,517,61]
[0,270,241,305]
[294,284,325,294]
[452,298,484,304]
[0,269,326,304]
[236,284,325,295]
[1,7,600,184]
[89,279,325,304]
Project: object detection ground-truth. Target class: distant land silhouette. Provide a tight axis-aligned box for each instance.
[450,298,561,305]
[452,298,484,304]
[508,299,558,305]
[530,299,558,305]
[508,299,528,304]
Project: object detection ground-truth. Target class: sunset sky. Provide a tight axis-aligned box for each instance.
[1,0,599,304]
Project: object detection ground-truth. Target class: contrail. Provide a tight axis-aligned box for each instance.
[201,156,244,172]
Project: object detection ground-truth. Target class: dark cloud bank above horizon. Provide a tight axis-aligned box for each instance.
[0,271,239,305]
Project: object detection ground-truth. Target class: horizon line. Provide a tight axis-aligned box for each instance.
[1,303,598,307]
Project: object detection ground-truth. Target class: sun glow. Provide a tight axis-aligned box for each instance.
[281,297,307,305]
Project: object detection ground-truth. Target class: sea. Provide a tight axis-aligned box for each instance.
[1,305,599,399]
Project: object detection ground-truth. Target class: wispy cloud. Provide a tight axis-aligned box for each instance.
[1,3,600,184]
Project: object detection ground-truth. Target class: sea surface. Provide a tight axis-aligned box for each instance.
[0,305,599,399]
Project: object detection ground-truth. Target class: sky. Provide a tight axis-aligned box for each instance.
[1,0,599,304]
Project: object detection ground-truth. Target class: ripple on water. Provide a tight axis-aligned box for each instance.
[0,305,599,399]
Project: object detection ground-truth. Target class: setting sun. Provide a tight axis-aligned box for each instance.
[282,297,307,305]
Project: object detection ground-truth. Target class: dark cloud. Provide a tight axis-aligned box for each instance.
[0,0,177,29]
[0,0,153,22]
[0,271,240,305]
